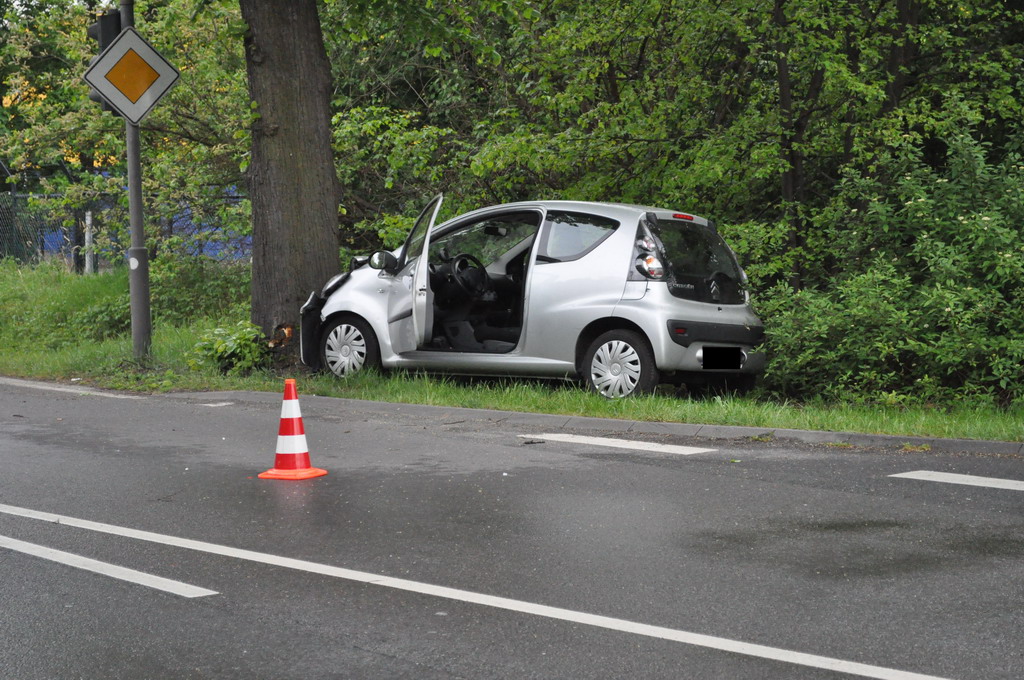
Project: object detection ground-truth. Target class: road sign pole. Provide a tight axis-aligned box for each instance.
[126,122,151,358]
[119,0,151,358]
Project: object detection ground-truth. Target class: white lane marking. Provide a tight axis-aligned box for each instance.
[200,402,234,408]
[890,470,1024,492]
[520,433,715,456]
[0,534,217,598]
[0,377,143,400]
[0,504,944,680]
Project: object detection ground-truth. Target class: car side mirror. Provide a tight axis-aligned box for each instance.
[368,250,399,273]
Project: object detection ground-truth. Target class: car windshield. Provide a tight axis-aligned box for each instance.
[647,217,746,304]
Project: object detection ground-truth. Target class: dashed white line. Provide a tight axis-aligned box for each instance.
[890,470,1024,492]
[0,534,217,598]
[520,433,715,456]
[0,503,946,680]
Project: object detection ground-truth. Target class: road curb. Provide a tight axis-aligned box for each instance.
[168,390,1024,456]
[6,376,1019,456]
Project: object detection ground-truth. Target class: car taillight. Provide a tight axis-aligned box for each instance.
[636,254,665,279]
[637,236,658,251]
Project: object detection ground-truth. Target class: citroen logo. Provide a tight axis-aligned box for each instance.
[709,279,721,300]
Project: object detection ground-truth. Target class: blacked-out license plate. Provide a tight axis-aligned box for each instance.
[702,346,742,370]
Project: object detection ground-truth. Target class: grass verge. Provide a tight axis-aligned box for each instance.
[2,260,1021,443]
[2,332,1021,442]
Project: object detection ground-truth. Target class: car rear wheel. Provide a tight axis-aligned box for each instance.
[583,330,659,398]
[320,316,380,378]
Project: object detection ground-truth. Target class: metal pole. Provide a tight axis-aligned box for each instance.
[120,0,151,358]
[84,210,95,274]
[126,123,150,357]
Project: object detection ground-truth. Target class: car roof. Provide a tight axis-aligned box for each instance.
[441,200,710,226]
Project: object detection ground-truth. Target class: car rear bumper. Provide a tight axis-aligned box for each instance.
[666,319,764,348]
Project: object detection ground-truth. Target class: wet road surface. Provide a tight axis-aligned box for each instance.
[1,380,1022,679]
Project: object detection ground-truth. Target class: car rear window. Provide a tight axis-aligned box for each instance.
[539,211,619,261]
[646,216,746,304]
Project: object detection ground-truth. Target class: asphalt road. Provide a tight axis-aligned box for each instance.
[1,377,1022,679]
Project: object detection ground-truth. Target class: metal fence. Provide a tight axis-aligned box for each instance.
[0,193,70,263]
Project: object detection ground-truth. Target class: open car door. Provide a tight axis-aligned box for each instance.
[411,195,443,346]
[387,194,443,353]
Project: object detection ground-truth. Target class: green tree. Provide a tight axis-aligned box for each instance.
[313,0,1023,403]
[2,0,1022,403]
[0,0,250,260]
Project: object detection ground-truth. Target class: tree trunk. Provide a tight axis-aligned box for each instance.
[773,0,802,290]
[239,0,339,347]
[772,0,825,292]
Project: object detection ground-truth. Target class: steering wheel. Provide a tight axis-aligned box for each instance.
[450,253,492,298]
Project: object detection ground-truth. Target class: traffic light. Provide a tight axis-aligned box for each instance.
[86,9,122,114]
[87,9,121,50]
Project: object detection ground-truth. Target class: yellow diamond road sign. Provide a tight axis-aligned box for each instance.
[84,27,179,125]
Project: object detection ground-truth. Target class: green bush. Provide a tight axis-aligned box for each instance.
[72,292,132,341]
[187,320,269,375]
[150,254,250,325]
[759,130,1024,407]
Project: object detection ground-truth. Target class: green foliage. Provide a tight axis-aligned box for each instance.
[149,254,250,324]
[331,107,463,251]
[3,0,1024,406]
[0,259,130,349]
[187,320,269,375]
[759,129,1024,406]
[72,292,132,341]
[0,255,250,350]
[104,367,178,393]
[1,0,250,260]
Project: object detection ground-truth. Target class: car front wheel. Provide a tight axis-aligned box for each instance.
[319,316,380,378]
[582,330,659,398]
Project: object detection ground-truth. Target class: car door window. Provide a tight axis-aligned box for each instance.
[399,194,443,268]
[538,211,619,261]
[429,212,540,267]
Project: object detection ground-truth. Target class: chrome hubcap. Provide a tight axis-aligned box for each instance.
[590,340,641,397]
[324,324,366,377]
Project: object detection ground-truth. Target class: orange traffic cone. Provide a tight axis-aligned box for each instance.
[258,379,327,480]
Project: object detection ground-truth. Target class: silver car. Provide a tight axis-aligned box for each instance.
[300,195,765,397]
